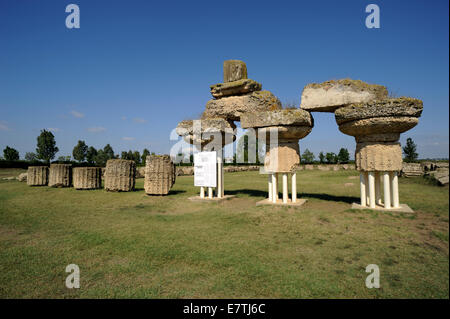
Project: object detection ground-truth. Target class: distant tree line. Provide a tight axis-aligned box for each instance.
[1,129,155,167]
[301,148,350,164]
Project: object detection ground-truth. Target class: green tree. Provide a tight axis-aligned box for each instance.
[318,152,325,164]
[25,152,38,162]
[57,155,71,162]
[337,148,350,163]
[325,152,337,164]
[121,151,129,160]
[86,146,97,164]
[3,146,19,161]
[301,149,315,164]
[141,148,150,164]
[36,129,59,163]
[403,137,418,162]
[94,150,107,167]
[132,151,141,164]
[103,144,115,160]
[72,140,88,162]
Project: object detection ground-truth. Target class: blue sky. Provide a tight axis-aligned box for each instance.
[0,0,448,160]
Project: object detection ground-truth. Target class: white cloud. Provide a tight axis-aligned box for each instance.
[133,117,147,123]
[122,137,135,141]
[0,123,9,131]
[71,110,85,118]
[87,126,106,133]
[47,127,60,132]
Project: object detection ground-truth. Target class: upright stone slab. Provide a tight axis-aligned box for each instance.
[144,155,176,195]
[104,159,136,192]
[223,60,247,83]
[27,166,49,186]
[48,164,72,187]
[73,167,102,190]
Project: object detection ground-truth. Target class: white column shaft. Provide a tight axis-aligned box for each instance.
[200,186,205,198]
[383,172,391,209]
[375,172,382,205]
[391,172,399,208]
[268,174,273,201]
[208,187,213,199]
[272,173,278,203]
[360,172,367,207]
[291,172,297,203]
[282,173,288,204]
[368,172,376,208]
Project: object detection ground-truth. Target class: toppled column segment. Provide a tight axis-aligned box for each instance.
[48,163,72,187]
[144,155,176,195]
[104,159,136,192]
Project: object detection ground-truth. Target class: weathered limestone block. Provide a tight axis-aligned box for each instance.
[48,164,72,187]
[240,109,313,129]
[144,155,176,195]
[300,79,388,112]
[27,166,48,186]
[335,97,423,125]
[339,117,419,137]
[355,142,402,171]
[176,118,236,148]
[203,90,282,121]
[401,162,423,177]
[73,167,102,190]
[223,60,247,83]
[104,159,136,192]
[265,141,300,173]
[210,79,262,98]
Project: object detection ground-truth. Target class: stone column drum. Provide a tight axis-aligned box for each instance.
[144,155,176,195]
[73,167,102,190]
[176,118,236,199]
[104,159,136,192]
[241,109,314,205]
[48,163,72,187]
[27,166,49,186]
[335,97,423,209]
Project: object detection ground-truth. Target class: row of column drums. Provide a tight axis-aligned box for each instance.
[26,157,176,194]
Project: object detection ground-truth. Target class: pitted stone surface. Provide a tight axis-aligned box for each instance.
[144,155,176,195]
[210,79,262,98]
[203,90,282,121]
[240,109,313,129]
[176,118,236,147]
[335,97,423,125]
[338,116,419,136]
[301,79,388,112]
[223,60,248,83]
[355,133,400,143]
[265,141,300,173]
[73,167,102,189]
[355,142,402,171]
[27,166,48,186]
[104,159,136,192]
[49,164,72,187]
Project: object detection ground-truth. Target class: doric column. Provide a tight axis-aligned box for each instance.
[291,172,297,203]
[383,172,391,209]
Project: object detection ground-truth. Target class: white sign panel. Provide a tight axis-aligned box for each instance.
[194,151,217,187]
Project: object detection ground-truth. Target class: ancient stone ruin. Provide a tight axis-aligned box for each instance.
[300,79,423,211]
[241,109,313,205]
[27,166,49,186]
[176,60,284,201]
[144,155,176,195]
[48,163,72,187]
[73,167,102,190]
[104,159,136,192]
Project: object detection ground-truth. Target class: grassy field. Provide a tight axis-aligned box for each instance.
[0,168,448,298]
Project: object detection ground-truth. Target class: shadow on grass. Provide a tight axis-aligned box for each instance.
[301,192,359,204]
[143,190,186,196]
[227,189,267,197]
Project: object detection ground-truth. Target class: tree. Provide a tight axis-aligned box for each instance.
[36,129,59,163]
[72,140,88,162]
[94,150,108,167]
[57,155,71,162]
[301,149,315,164]
[3,146,19,161]
[121,151,129,160]
[132,151,141,164]
[141,148,150,165]
[103,144,115,160]
[326,152,337,164]
[86,146,97,164]
[318,152,325,164]
[337,148,350,163]
[403,137,418,162]
[25,152,38,162]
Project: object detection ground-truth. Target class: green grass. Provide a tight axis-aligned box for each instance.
[0,169,448,298]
